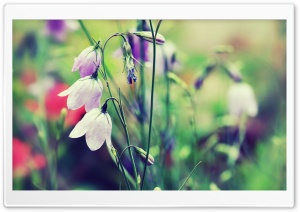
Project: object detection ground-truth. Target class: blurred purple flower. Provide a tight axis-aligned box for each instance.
[46,20,66,41]
[194,61,217,90]
[58,75,103,112]
[45,20,79,42]
[223,62,242,82]
[72,45,101,78]
[127,33,150,63]
[194,77,204,90]
[69,108,112,151]
[227,82,258,117]
[16,32,37,58]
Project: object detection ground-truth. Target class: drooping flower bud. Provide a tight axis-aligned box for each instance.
[133,31,165,45]
[134,147,154,165]
[122,42,138,84]
[110,146,118,158]
[194,76,205,90]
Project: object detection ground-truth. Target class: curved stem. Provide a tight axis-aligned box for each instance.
[178,161,202,190]
[101,33,127,80]
[140,20,162,190]
[119,145,137,159]
[78,21,136,189]
[103,97,120,106]
[113,148,131,190]
[106,82,139,190]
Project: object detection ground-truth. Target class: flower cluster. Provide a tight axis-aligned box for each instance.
[59,42,102,113]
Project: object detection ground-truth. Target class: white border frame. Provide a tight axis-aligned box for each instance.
[4,4,294,207]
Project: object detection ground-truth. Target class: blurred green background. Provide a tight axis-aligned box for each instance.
[12,20,286,190]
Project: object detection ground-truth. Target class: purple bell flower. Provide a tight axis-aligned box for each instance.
[72,45,101,78]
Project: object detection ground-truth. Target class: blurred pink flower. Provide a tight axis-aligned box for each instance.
[58,76,103,112]
[69,108,112,151]
[72,46,101,78]
[13,138,47,178]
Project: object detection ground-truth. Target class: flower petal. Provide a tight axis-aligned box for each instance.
[69,108,100,138]
[79,50,101,78]
[85,113,112,151]
[72,46,93,73]
[67,77,92,110]
[71,57,82,72]
[58,85,73,97]
[85,80,103,112]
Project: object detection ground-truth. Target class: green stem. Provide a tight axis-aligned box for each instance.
[114,149,131,190]
[78,20,94,45]
[178,161,202,190]
[78,21,136,189]
[101,34,139,190]
[137,20,147,149]
[105,66,138,191]
[119,145,137,158]
[140,20,162,190]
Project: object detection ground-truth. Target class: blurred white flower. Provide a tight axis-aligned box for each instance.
[227,82,258,117]
[58,75,103,112]
[150,41,181,75]
[69,108,112,151]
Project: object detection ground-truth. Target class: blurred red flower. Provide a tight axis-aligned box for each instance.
[21,69,37,87]
[13,138,47,178]
[45,83,85,126]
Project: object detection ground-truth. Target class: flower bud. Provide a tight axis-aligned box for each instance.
[194,76,204,90]
[110,146,117,158]
[133,31,165,45]
[123,41,133,57]
[134,147,154,165]
[137,174,141,185]
[59,108,67,125]
[122,41,138,84]
[223,62,242,82]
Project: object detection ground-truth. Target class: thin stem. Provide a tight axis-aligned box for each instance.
[100,33,126,80]
[78,20,94,45]
[105,73,139,191]
[103,97,120,106]
[101,33,139,189]
[140,20,162,190]
[139,21,147,148]
[178,161,202,190]
[114,148,131,190]
[78,21,136,189]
